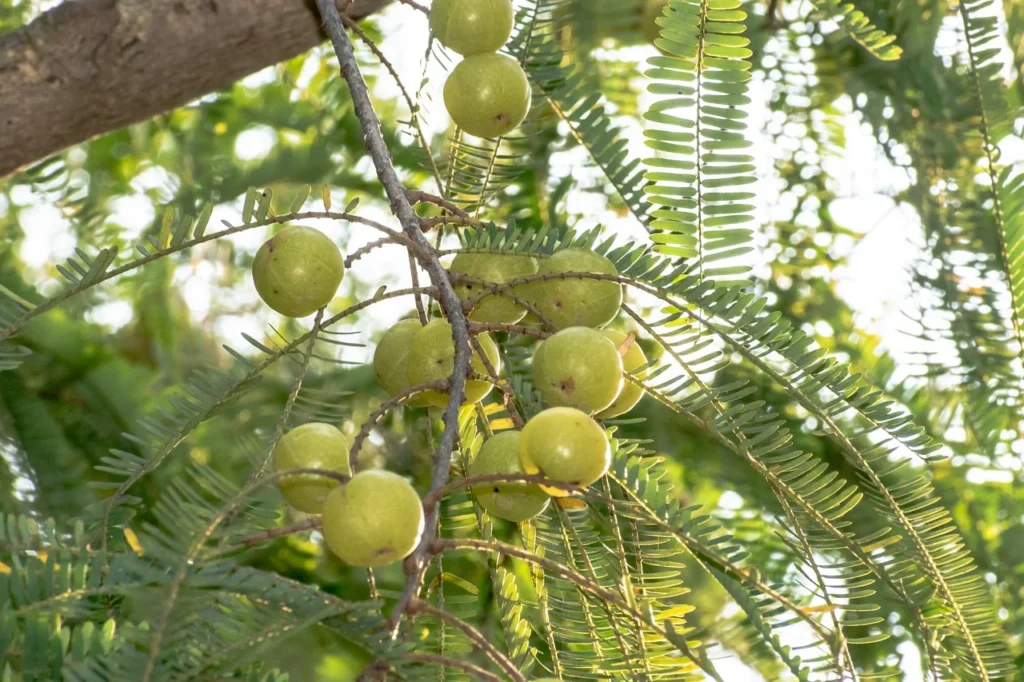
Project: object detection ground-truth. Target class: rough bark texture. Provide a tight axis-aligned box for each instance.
[0,0,392,178]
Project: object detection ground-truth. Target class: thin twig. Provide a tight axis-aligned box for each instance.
[258,309,325,475]
[231,517,322,548]
[467,321,549,338]
[345,236,397,267]
[219,309,325,537]
[407,189,471,219]
[469,334,524,428]
[348,378,450,471]
[340,15,441,323]
[315,0,474,637]
[450,272,558,333]
[402,654,505,682]
[395,0,429,14]
[139,466,352,682]
[433,537,722,680]
[419,214,483,230]
[409,600,526,682]
[0,210,414,342]
[98,286,435,548]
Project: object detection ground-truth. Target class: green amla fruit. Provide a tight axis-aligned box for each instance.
[430,0,514,56]
[373,319,434,408]
[406,319,501,406]
[522,247,622,330]
[252,225,344,317]
[322,470,425,567]
[470,431,550,522]
[444,53,531,139]
[532,327,623,414]
[595,329,648,418]
[450,251,539,324]
[272,422,352,514]
[519,407,611,497]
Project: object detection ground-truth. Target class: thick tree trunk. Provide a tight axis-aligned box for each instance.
[0,0,392,178]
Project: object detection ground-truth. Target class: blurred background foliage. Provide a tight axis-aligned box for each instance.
[2,0,1024,679]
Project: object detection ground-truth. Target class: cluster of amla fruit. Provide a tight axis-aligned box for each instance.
[432,0,532,139]
[375,245,649,523]
[251,226,426,568]
[249,227,648,563]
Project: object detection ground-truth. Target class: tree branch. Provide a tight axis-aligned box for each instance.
[0,0,393,178]
[314,0,474,636]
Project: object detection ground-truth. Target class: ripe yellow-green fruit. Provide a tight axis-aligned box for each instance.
[522,247,622,329]
[519,407,611,497]
[444,53,532,139]
[272,422,352,514]
[321,470,425,567]
[533,327,623,413]
[373,319,434,407]
[252,226,344,317]
[595,329,648,418]
[430,0,514,56]
[450,251,539,324]
[407,319,501,406]
[470,431,550,522]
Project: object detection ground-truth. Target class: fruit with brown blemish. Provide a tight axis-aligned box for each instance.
[272,422,352,514]
[521,247,622,330]
[595,329,648,418]
[373,318,434,407]
[532,326,623,413]
[519,407,611,497]
[430,0,514,56]
[321,470,425,567]
[252,225,344,317]
[450,251,539,324]
[406,319,501,406]
[470,431,550,521]
[443,53,532,139]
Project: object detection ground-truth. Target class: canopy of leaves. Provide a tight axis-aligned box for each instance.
[1,0,1023,681]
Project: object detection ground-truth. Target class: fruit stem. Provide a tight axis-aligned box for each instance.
[406,189,471,219]
[231,516,322,548]
[348,378,450,472]
[316,0,475,638]
[469,335,525,428]
[394,0,429,15]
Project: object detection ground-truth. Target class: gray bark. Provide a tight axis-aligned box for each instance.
[0,0,391,178]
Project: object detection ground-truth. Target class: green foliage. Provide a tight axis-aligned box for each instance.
[808,0,902,61]
[643,0,756,280]
[2,0,1024,680]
